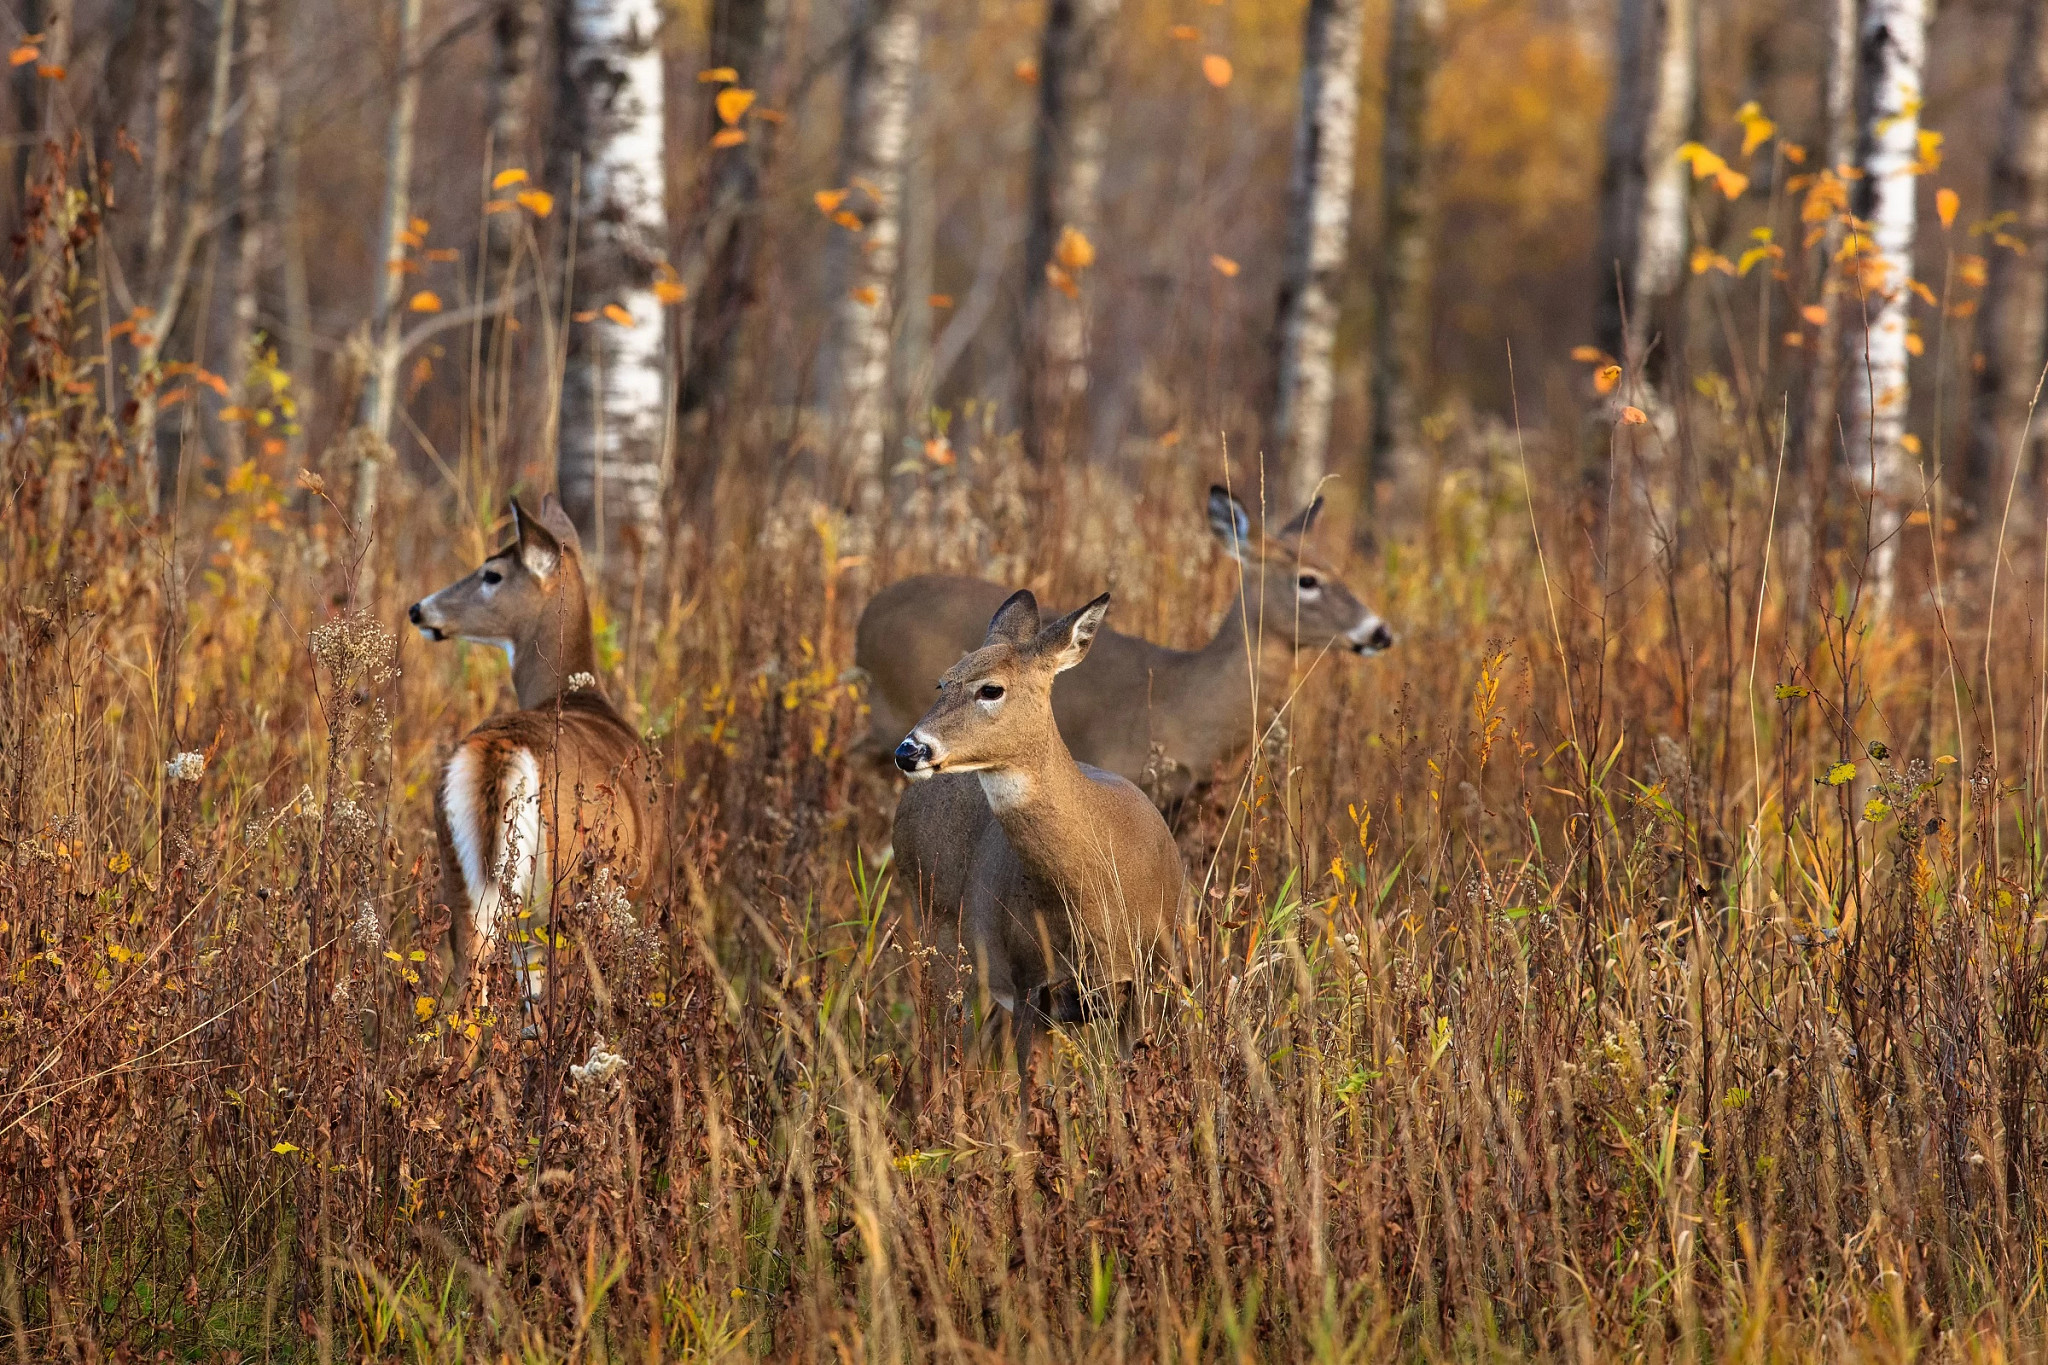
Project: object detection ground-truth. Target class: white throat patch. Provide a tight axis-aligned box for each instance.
[977,770,1033,813]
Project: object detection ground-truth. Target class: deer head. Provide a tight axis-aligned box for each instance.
[1208,486,1393,656]
[893,589,1111,780]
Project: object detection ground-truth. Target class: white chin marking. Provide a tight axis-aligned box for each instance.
[977,771,1032,812]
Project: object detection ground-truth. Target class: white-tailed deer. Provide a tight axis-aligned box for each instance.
[408,495,658,1022]
[857,487,1393,805]
[890,589,1183,1078]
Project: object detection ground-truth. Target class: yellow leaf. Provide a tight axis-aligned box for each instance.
[850,285,879,306]
[1959,254,1988,287]
[1676,142,1726,179]
[1915,128,1943,172]
[108,851,132,875]
[218,406,249,422]
[1619,406,1648,425]
[1800,304,1828,325]
[515,189,554,218]
[1054,225,1095,271]
[1570,345,1605,363]
[272,1142,299,1155]
[653,278,688,305]
[1736,244,1780,276]
[1774,683,1810,699]
[1901,432,1922,453]
[1904,334,1924,357]
[1169,24,1198,39]
[814,188,847,214]
[492,167,528,189]
[408,291,442,313]
[1594,364,1622,395]
[715,87,756,125]
[7,44,37,66]
[1735,101,1775,156]
[1201,54,1233,87]
[710,128,747,149]
[1826,762,1857,786]
[415,996,436,1022]
[1864,798,1890,821]
[697,66,738,83]
[1713,167,1750,200]
[602,303,635,326]
[1936,188,1958,229]
[1210,254,1239,277]
[1014,59,1039,83]
[1908,279,1937,306]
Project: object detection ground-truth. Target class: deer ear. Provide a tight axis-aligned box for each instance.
[1207,486,1252,561]
[1037,593,1110,674]
[985,589,1041,647]
[537,493,583,556]
[510,497,562,579]
[1277,495,1324,543]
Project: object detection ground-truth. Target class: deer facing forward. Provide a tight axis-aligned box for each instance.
[891,589,1184,1076]
[408,496,658,1018]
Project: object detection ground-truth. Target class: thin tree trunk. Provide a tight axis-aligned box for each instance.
[277,0,313,464]
[1962,0,2048,512]
[894,60,937,431]
[1840,0,1927,606]
[557,0,671,587]
[674,0,788,514]
[350,0,424,559]
[486,0,544,273]
[129,0,238,515]
[1271,0,1367,512]
[829,0,921,523]
[143,0,185,289]
[1592,0,1696,384]
[1800,0,1859,474]
[1022,0,1116,469]
[226,0,277,466]
[1364,0,1441,512]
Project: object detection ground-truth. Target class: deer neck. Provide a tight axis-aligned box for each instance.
[976,722,1107,890]
[510,579,601,710]
[1189,580,1288,720]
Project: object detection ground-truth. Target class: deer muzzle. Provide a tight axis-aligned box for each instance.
[1348,617,1395,655]
[893,733,937,778]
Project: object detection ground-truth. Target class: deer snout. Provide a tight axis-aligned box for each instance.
[408,600,447,642]
[1349,618,1395,655]
[893,734,937,777]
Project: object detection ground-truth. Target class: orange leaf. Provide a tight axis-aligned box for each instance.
[653,278,688,305]
[710,128,747,149]
[1800,304,1828,326]
[850,285,879,306]
[832,210,863,231]
[409,216,429,236]
[1783,331,1805,347]
[1712,167,1749,200]
[515,189,554,217]
[196,369,230,397]
[572,309,599,323]
[1201,54,1233,87]
[814,188,848,214]
[1210,254,1239,277]
[1570,345,1605,363]
[1936,188,1958,229]
[483,199,515,214]
[1958,255,1988,287]
[492,167,528,189]
[424,247,460,262]
[1619,406,1648,425]
[1053,225,1095,271]
[36,63,63,80]
[218,406,249,422]
[1015,59,1039,84]
[756,108,786,123]
[602,303,635,326]
[697,66,738,83]
[1169,24,1198,39]
[928,293,954,308]
[715,88,756,125]
[408,291,442,313]
[1594,364,1622,395]
[1904,332,1924,356]
[7,45,37,65]
[1045,263,1079,299]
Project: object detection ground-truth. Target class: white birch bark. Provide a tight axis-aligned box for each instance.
[227,0,277,466]
[830,0,920,521]
[350,0,423,547]
[129,0,237,514]
[1272,0,1367,511]
[1840,0,1927,605]
[1023,0,1116,467]
[558,0,671,584]
[1364,0,1441,507]
[1593,0,1696,378]
[1964,0,2048,508]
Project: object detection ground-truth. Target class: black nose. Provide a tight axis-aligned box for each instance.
[893,737,931,773]
[407,602,423,625]
[1367,623,1394,652]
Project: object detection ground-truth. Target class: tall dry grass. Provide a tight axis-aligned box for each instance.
[6,155,2048,1365]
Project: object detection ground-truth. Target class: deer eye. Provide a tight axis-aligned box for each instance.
[1297,573,1321,591]
[481,569,503,585]
[977,683,1005,701]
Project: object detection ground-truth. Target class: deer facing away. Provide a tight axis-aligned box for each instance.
[857,487,1393,805]
[408,496,659,1019]
[890,589,1184,1076]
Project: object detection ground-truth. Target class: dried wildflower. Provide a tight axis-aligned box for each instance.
[309,610,398,685]
[164,751,205,783]
[567,671,597,692]
[350,901,383,952]
[569,1038,627,1089]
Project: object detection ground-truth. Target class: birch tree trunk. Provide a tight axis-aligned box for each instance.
[226,0,278,466]
[894,62,937,427]
[829,0,920,522]
[1962,0,2048,511]
[1270,0,1367,512]
[350,0,423,553]
[129,0,237,514]
[277,0,313,464]
[1364,0,1442,510]
[485,0,544,273]
[674,0,788,512]
[1840,0,1927,606]
[1022,0,1116,469]
[143,0,185,290]
[1798,0,1859,474]
[558,0,671,586]
[1592,0,1696,384]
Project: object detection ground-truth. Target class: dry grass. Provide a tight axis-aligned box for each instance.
[8,163,2048,1365]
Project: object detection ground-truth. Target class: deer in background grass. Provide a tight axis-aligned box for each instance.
[890,589,1184,1080]
[408,496,659,1027]
[857,487,1394,807]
